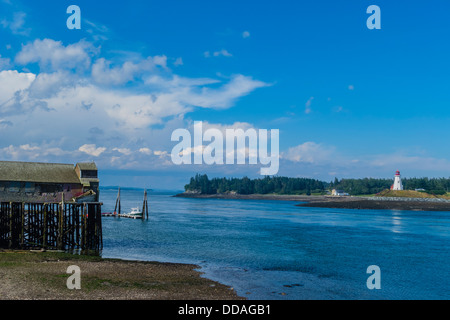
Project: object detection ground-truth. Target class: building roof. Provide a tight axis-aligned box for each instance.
[0,161,81,184]
[76,162,98,171]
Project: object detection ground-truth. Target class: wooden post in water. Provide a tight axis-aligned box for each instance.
[142,189,149,220]
[145,190,149,220]
[114,187,121,216]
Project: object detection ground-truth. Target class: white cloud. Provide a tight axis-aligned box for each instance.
[27,71,73,99]
[204,49,233,58]
[15,39,96,71]
[19,144,39,151]
[84,18,110,41]
[213,49,232,57]
[0,55,11,70]
[180,74,269,110]
[139,147,152,155]
[0,142,72,161]
[333,106,344,113]
[91,56,167,85]
[0,70,35,98]
[1,11,30,36]
[113,147,132,155]
[242,31,250,38]
[78,144,106,157]
[173,57,183,66]
[305,96,314,114]
[154,150,168,156]
[282,142,335,164]
[0,37,269,171]
[0,70,36,114]
[144,74,220,89]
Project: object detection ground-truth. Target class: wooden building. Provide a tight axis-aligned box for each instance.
[0,161,99,203]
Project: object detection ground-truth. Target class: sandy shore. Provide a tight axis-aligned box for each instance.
[0,250,244,300]
[175,193,450,211]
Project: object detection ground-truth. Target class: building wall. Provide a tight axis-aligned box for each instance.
[0,181,83,203]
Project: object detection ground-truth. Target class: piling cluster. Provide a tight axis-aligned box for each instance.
[0,201,102,252]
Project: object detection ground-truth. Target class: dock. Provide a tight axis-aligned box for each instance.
[103,188,149,220]
[102,212,143,219]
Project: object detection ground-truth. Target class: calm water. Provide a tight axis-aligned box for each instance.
[99,188,450,300]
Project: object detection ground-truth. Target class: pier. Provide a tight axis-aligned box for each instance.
[0,201,103,252]
[103,188,149,220]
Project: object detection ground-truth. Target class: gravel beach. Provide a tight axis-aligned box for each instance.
[0,250,244,300]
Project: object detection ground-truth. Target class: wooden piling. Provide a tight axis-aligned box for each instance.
[0,201,102,252]
[142,189,149,220]
[114,187,121,216]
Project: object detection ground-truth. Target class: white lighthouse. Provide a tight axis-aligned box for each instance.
[392,170,403,191]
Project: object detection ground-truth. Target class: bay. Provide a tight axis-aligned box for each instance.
[99,188,450,300]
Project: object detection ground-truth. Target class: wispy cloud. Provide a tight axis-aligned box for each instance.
[204,49,233,58]
[79,144,107,157]
[83,18,110,41]
[282,142,335,164]
[305,96,314,114]
[1,11,30,36]
[173,57,183,66]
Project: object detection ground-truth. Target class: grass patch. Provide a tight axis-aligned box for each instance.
[376,189,445,198]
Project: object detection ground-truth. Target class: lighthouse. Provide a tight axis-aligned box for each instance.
[392,170,403,191]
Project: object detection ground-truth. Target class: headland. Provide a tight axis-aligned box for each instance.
[174,192,450,211]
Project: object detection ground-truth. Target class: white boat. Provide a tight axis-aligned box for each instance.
[127,207,142,216]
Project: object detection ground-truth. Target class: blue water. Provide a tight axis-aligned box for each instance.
[99,189,450,300]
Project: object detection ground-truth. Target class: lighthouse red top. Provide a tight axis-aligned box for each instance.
[395,170,400,176]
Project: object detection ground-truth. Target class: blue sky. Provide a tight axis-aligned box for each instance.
[1,0,450,189]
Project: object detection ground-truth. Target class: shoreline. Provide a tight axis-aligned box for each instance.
[173,192,320,201]
[0,250,244,300]
[174,193,450,211]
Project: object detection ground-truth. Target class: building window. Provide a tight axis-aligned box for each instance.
[81,170,98,178]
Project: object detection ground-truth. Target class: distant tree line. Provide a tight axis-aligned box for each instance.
[185,174,450,196]
[185,174,326,195]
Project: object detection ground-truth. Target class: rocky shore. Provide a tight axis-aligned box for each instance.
[295,197,450,211]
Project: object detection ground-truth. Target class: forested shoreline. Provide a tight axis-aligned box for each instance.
[184,174,450,196]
